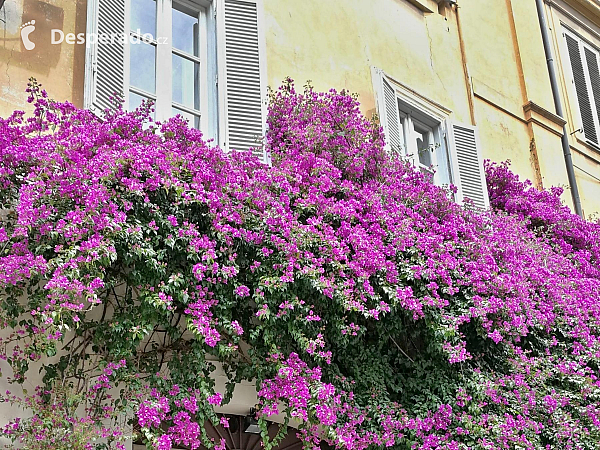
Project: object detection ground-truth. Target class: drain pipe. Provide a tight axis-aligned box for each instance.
[452,1,476,126]
[535,0,583,217]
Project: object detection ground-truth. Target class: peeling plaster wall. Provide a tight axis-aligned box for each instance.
[261,0,600,213]
[0,0,87,115]
[263,0,472,125]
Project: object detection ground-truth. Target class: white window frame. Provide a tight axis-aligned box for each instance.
[372,67,454,187]
[398,111,446,180]
[124,0,216,135]
[85,0,268,158]
[372,67,489,209]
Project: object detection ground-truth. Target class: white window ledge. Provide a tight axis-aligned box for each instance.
[406,0,441,14]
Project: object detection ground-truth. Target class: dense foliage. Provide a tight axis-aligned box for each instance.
[1,78,600,449]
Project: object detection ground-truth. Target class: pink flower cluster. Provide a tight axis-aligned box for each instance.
[1,79,600,449]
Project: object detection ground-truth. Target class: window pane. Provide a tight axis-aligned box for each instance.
[129,91,155,118]
[399,114,408,155]
[415,125,432,167]
[173,54,200,110]
[172,107,200,129]
[129,91,145,110]
[130,0,156,38]
[130,41,156,94]
[172,3,199,56]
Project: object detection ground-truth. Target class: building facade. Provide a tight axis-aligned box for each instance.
[2,0,600,214]
[2,0,600,448]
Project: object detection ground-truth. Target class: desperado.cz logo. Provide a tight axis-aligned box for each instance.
[20,20,36,50]
[20,21,164,50]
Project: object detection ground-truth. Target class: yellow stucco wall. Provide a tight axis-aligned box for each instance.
[0,0,86,115]
[1,0,599,215]
[263,0,472,126]
[262,0,599,212]
[545,0,600,216]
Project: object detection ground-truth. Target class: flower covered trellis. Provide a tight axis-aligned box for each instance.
[1,78,600,449]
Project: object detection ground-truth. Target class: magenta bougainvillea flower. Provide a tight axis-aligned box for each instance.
[0,78,600,449]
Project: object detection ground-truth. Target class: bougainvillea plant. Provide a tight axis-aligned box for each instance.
[1,78,600,449]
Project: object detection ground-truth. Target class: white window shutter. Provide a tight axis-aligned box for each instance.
[84,0,126,114]
[218,0,267,162]
[583,46,600,141]
[372,68,402,154]
[565,33,598,144]
[447,122,489,210]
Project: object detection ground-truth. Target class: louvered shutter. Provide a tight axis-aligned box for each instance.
[83,0,126,114]
[584,47,600,143]
[219,0,267,161]
[565,33,598,144]
[382,78,402,154]
[447,123,489,210]
[372,69,402,154]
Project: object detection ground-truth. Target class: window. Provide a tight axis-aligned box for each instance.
[84,0,267,160]
[396,109,451,185]
[373,67,489,209]
[562,27,600,148]
[128,0,205,129]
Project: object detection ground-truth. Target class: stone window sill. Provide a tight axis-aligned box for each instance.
[406,0,441,14]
